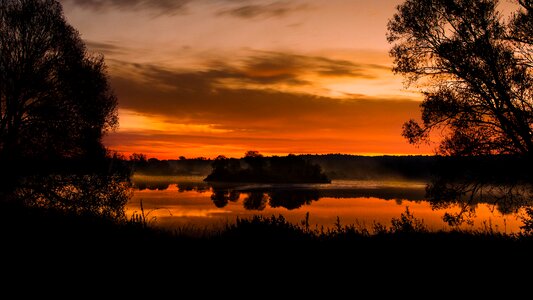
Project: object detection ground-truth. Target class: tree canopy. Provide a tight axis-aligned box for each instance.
[0,0,117,162]
[0,1,127,218]
[388,0,533,156]
[205,153,331,184]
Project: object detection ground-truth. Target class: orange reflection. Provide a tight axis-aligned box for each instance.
[126,188,525,233]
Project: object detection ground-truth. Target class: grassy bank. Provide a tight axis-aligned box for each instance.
[3,200,533,285]
[3,201,532,249]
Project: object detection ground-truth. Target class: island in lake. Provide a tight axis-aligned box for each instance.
[204,151,331,183]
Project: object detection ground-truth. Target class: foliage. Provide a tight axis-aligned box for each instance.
[388,0,533,156]
[0,0,117,161]
[13,174,132,219]
[390,207,428,233]
[0,0,127,218]
[129,154,440,180]
[521,207,533,235]
[129,154,212,176]
[423,155,533,226]
[205,152,331,183]
[223,215,308,241]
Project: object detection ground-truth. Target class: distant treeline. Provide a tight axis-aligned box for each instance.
[129,154,212,176]
[303,155,435,180]
[204,153,330,183]
[129,153,533,181]
[306,154,533,181]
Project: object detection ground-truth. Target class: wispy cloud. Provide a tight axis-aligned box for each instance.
[60,0,190,15]
[106,51,391,101]
[61,0,309,18]
[103,56,425,158]
[85,40,127,56]
[241,52,383,79]
[217,1,309,19]
[109,60,417,133]
[203,51,385,90]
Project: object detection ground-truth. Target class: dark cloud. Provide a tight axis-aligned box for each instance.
[85,40,126,56]
[110,59,418,134]
[104,54,423,156]
[247,52,383,79]
[61,0,308,18]
[60,0,190,15]
[313,58,386,78]
[210,57,310,86]
[217,1,308,19]
[106,72,421,156]
[266,54,380,79]
[203,51,382,87]
[117,51,380,91]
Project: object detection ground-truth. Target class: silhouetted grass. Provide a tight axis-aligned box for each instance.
[5,200,529,292]
[2,199,533,269]
[212,209,530,246]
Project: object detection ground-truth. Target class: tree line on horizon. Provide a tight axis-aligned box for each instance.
[204,151,331,183]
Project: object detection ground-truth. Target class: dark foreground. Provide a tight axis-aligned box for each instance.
[3,201,533,293]
[3,201,533,254]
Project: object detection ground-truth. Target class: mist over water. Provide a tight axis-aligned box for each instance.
[127,175,529,233]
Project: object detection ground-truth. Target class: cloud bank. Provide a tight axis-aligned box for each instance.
[61,0,308,18]
[103,53,425,157]
[217,1,308,19]
[60,0,190,14]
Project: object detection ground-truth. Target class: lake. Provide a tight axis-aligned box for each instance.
[127,175,530,233]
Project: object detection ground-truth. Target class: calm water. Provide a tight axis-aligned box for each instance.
[127,175,529,233]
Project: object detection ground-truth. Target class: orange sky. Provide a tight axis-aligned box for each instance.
[59,0,484,159]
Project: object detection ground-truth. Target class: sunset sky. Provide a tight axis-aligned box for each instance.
[57,0,515,159]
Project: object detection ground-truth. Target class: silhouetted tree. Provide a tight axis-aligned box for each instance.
[129,153,147,172]
[243,150,265,173]
[388,0,533,156]
[0,0,117,162]
[244,151,263,158]
[205,155,241,181]
[205,153,330,183]
[130,153,147,163]
[511,1,533,49]
[0,1,129,219]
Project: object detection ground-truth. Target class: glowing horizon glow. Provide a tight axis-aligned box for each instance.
[118,109,231,134]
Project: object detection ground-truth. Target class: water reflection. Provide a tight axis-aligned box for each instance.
[130,176,533,232]
[414,156,533,226]
[133,177,533,215]
[137,182,170,191]
[426,177,533,226]
[269,190,320,210]
[134,178,209,193]
[211,188,320,211]
[211,189,240,208]
[243,192,268,210]
[209,188,321,210]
